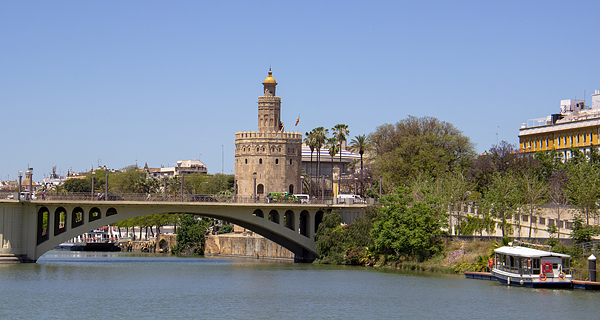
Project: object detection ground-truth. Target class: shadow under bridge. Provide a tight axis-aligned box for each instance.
[28,201,329,262]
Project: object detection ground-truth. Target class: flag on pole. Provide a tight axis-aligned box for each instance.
[295,114,300,126]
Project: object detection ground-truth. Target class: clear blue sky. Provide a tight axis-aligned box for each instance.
[2,1,599,180]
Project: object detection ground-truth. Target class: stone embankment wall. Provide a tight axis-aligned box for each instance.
[204,228,294,261]
[119,234,177,253]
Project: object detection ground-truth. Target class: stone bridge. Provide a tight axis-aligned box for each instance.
[0,199,367,263]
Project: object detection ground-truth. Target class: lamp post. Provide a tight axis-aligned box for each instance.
[17,171,23,201]
[321,175,325,203]
[234,175,238,203]
[253,172,257,203]
[163,174,167,200]
[300,176,304,195]
[91,171,95,201]
[27,168,33,199]
[180,172,184,202]
[104,170,108,201]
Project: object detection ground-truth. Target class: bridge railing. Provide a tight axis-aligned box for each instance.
[4,191,377,205]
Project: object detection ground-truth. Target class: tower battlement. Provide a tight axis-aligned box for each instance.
[235,131,302,140]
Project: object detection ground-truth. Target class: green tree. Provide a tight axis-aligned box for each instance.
[371,187,446,261]
[441,169,474,235]
[548,171,568,238]
[327,137,340,168]
[304,131,317,195]
[481,172,520,237]
[171,214,211,255]
[332,123,349,165]
[570,216,600,244]
[309,127,329,178]
[369,116,475,186]
[565,160,600,225]
[314,210,347,264]
[518,170,548,238]
[348,134,370,173]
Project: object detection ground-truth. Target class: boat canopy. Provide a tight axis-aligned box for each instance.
[494,246,570,259]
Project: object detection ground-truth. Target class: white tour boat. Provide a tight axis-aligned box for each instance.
[491,245,572,288]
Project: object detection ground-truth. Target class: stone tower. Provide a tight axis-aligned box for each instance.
[234,69,302,198]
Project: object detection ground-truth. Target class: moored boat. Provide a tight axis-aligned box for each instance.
[491,245,572,288]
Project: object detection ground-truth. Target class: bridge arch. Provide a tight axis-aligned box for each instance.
[284,210,294,230]
[54,207,67,236]
[2,201,364,263]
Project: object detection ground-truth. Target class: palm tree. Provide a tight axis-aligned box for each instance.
[348,134,370,172]
[327,137,340,167]
[332,124,350,169]
[312,127,329,178]
[304,131,317,194]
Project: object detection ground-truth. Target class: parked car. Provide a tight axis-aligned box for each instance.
[98,193,124,201]
[295,194,310,204]
[190,194,218,202]
[337,194,365,204]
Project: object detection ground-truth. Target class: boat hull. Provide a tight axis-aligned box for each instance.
[492,269,572,289]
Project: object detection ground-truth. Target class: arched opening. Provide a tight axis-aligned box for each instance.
[54,207,67,236]
[259,158,263,164]
[72,207,84,229]
[268,210,280,224]
[159,239,169,253]
[89,207,101,222]
[106,207,117,216]
[253,209,264,218]
[315,210,324,234]
[284,210,294,230]
[299,211,309,237]
[288,184,294,194]
[37,207,49,245]
[257,184,264,194]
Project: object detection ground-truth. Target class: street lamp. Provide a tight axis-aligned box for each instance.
[27,168,33,199]
[91,171,95,201]
[17,171,23,201]
[354,177,358,195]
[253,172,257,203]
[104,170,108,201]
[300,175,304,195]
[180,172,185,202]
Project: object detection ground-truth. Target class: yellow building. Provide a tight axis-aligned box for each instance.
[519,91,600,159]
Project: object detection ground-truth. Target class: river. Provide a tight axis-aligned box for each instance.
[1,251,599,319]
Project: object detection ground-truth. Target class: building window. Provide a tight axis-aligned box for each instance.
[259,159,263,164]
[257,184,264,194]
[275,159,279,165]
[558,136,561,146]
[546,137,548,148]
[577,134,580,144]
[245,159,248,164]
[288,184,294,194]
[534,140,537,149]
[584,133,587,143]
[289,159,293,165]
[591,132,594,144]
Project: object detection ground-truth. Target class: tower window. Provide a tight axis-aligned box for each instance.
[245,159,248,164]
[275,159,279,165]
[259,159,263,164]
[289,159,293,165]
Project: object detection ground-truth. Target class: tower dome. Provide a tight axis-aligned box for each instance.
[263,69,277,84]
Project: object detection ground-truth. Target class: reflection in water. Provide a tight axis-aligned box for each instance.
[0,251,599,319]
